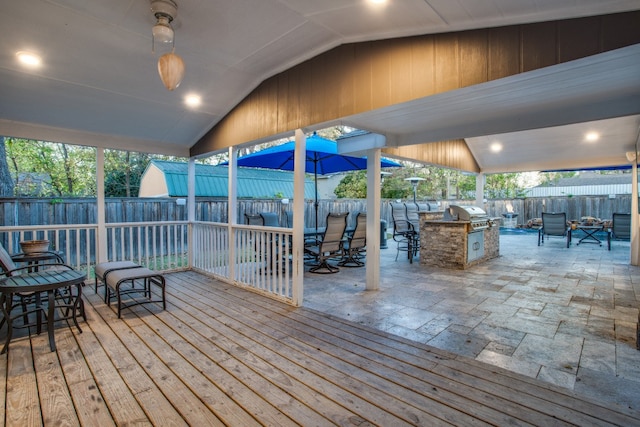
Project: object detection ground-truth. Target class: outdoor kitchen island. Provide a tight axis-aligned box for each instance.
[419,206,500,269]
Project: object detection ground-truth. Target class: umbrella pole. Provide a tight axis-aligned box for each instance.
[314,166,319,235]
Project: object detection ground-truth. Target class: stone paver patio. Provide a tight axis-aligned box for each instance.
[303,230,640,411]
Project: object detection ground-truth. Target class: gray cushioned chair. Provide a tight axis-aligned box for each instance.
[307,212,348,274]
[608,212,631,250]
[538,212,571,248]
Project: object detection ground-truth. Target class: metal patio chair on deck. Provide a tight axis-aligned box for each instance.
[538,212,571,248]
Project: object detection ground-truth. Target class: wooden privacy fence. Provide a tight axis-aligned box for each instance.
[0,195,633,229]
[0,197,377,229]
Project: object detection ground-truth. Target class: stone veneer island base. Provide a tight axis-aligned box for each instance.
[419,211,500,269]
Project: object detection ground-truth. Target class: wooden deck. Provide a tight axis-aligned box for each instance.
[1,270,639,426]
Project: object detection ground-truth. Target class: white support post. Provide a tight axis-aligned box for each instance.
[366,149,381,290]
[96,147,107,263]
[291,130,306,306]
[476,173,485,208]
[228,147,238,281]
[187,157,196,268]
[631,161,639,265]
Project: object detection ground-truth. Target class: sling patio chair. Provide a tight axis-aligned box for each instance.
[608,212,631,250]
[405,202,421,233]
[538,212,571,248]
[391,202,419,263]
[284,211,294,228]
[339,212,367,267]
[306,212,348,274]
[260,212,280,227]
[245,213,263,226]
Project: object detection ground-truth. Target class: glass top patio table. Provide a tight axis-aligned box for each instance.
[0,269,85,353]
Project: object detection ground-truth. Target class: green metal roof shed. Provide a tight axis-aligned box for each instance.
[139,160,315,198]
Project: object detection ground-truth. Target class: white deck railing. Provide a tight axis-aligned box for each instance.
[192,221,294,303]
[105,221,189,271]
[0,224,97,274]
[0,222,190,277]
[0,221,294,303]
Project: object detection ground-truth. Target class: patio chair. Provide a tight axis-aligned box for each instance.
[608,212,631,250]
[339,212,367,267]
[284,211,294,228]
[405,202,421,234]
[538,212,571,248]
[260,212,280,227]
[391,202,419,263]
[245,213,263,226]
[417,202,429,212]
[307,212,348,274]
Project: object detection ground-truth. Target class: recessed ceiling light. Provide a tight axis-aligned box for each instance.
[368,0,388,5]
[490,142,502,153]
[585,131,599,142]
[184,94,201,108]
[16,51,42,68]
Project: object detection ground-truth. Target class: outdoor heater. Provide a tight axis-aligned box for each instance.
[404,177,425,204]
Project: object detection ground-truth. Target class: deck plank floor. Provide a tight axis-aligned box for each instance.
[1,270,639,426]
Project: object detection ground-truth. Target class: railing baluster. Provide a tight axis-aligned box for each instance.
[188,222,293,303]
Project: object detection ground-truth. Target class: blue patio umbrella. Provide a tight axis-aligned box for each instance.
[231,134,401,230]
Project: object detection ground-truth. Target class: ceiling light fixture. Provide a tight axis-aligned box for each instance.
[16,51,42,68]
[151,0,176,51]
[585,131,599,142]
[490,142,503,153]
[184,94,201,108]
[150,0,185,91]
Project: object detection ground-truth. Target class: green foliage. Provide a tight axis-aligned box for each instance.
[5,138,96,196]
[485,173,526,199]
[0,138,14,196]
[537,171,577,186]
[334,170,368,198]
[104,150,151,197]
[333,162,479,200]
[1,138,189,197]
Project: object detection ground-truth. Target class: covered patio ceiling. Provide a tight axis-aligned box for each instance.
[1,1,639,173]
[338,45,640,173]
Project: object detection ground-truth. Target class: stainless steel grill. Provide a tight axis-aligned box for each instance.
[447,205,491,231]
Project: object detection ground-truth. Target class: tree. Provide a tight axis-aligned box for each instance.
[4,138,97,196]
[537,171,577,186]
[334,170,367,198]
[0,138,15,196]
[333,162,479,200]
[485,173,523,198]
[104,150,153,197]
